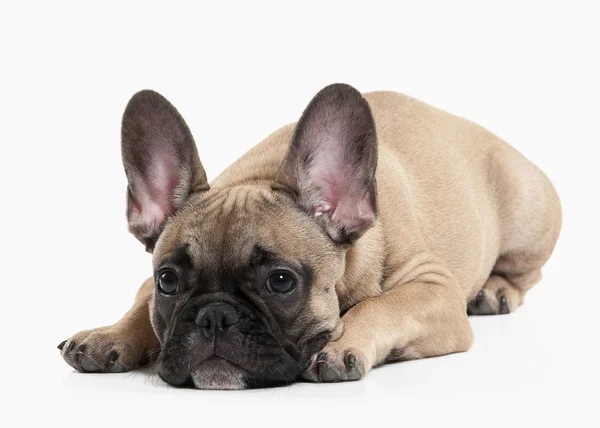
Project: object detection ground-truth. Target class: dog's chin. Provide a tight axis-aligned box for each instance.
[190,358,247,390]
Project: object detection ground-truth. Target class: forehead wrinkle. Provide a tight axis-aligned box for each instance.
[219,185,275,213]
[190,186,275,223]
[178,186,276,273]
[220,216,261,274]
[165,185,328,279]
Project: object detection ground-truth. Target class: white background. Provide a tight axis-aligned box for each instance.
[1,1,599,427]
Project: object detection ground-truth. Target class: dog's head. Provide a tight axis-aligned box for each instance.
[121,84,378,389]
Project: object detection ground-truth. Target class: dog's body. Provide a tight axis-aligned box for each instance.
[59,86,561,389]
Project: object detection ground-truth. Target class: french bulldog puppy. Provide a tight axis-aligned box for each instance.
[58,84,561,389]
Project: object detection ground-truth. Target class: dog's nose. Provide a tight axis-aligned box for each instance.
[195,303,239,338]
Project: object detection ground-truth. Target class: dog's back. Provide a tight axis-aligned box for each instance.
[364,91,561,301]
[213,90,562,311]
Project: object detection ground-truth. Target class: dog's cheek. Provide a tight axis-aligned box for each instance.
[149,298,168,345]
[308,286,341,333]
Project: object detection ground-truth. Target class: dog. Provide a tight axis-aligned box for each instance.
[58,84,561,389]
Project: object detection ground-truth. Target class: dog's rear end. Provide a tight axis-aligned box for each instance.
[364,90,562,313]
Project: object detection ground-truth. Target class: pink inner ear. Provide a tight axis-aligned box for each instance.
[314,188,375,234]
[128,194,169,237]
[128,148,181,237]
[309,158,376,234]
[284,85,377,239]
[331,190,376,233]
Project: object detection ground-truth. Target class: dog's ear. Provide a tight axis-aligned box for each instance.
[121,90,209,251]
[275,84,378,244]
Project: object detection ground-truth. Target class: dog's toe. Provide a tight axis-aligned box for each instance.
[499,295,510,314]
[319,362,341,382]
[59,328,156,373]
[106,350,132,373]
[81,356,101,373]
[61,339,79,370]
[467,289,514,316]
[467,275,524,316]
[467,290,497,315]
[305,348,365,383]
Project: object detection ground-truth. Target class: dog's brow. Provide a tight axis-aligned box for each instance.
[249,245,277,267]
[159,244,194,270]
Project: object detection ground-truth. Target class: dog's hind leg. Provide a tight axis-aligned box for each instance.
[58,277,159,373]
[467,239,556,316]
[468,149,562,316]
[467,273,532,315]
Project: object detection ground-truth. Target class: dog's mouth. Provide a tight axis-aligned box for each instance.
[154,296,338,390]
[189,357,247,390]
[157,353,250,390]
[155,323,340,389]
[162,355,302,390]
[156,339,307,390]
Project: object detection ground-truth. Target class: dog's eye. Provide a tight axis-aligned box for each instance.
[158,270,179,295]
[267,272,295,294]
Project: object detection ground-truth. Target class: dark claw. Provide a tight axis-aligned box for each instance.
[109,350,119,364]
[57,340,67,351]
[67,341,75,352]
[475,290,485,304]
[76,344,87,355]
[499,295,510,314]
[316,352,327,363]
[81,356,101,373]
[346,354,356,369]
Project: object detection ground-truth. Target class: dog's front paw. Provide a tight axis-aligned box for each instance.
[58,327,156,373]
[303,343,369,383]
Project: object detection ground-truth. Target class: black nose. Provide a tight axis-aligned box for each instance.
[195,303,239,338]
